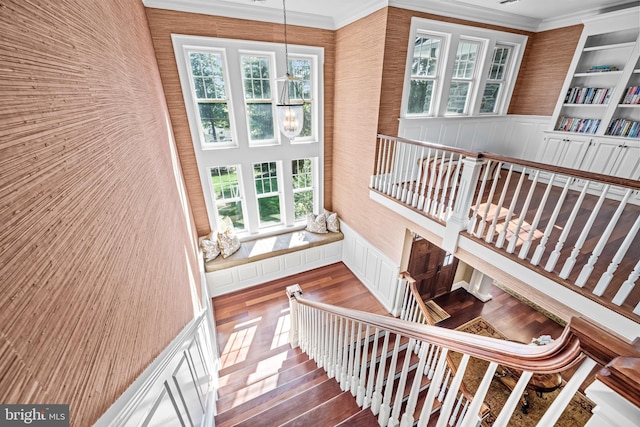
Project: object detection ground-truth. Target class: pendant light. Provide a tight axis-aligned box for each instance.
[276,0,304,140]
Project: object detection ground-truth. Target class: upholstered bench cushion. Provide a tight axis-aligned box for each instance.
[204,229,344,273]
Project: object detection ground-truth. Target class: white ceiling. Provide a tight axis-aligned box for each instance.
[144,0,640,31]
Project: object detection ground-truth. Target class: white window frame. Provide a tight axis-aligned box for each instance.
[401,18,527,118]
[287,54,319,144]
[209,165,247,232]
[406,32,449,117]
[445,37,485,115]
[291,158,318,221]
[479,44,515,114]
[252,161,284,227]
[172,34,324,238]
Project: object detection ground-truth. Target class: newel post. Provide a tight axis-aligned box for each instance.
[442,155,484,253]
[286,284,303,348]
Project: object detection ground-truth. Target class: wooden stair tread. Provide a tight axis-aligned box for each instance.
[217,358,319,408]
[214,367,328,427]
[335,408,379,426]
[234,378,344,427]
[280,391,362,427]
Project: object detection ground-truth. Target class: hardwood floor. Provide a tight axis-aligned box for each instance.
[211,262,581,425]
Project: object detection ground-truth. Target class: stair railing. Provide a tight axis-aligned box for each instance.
[286,284,640,427]
[371,134,640,320]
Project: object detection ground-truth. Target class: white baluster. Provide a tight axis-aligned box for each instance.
[379,334,402,426]
[446,156,463,220]
[560,185,610,279]
[496,167,526,249]
[321,312,329,370]
[391,338,418,426]
[371,330,391,414]
[437,368,451,403]
[613,259,640,305]
[593,211,640,296]
[392,143,404,199]
[476,163,503,238]
[356,325,371,405]
[424,150,439,214]
[400,342,430,427]
[577,189,632,287]
[374,137,384,190]
[486,165,514,244]
[385,141,398,196]
[467,160,493,235]
[458,362,498,427]
[412,147,426,207]
[416,348,450,427]
[437,152,456,220]
[340,318,351,390]
[634,302,640,316]
[426,346,438,378]
[418,148,434,211]
[455,400,469,427]
[536,358,597,427]
[364,328,381,409]
[492,371,533,427]
[531,177,572,266]
[449,393,464,427]
[406,145,419,204]
[507,169,540,253]
[545,181,590,271]
[519,174,556,259]
[335,316,344,380]
[436,355,469,427]
[351,322,363,395]
[430,153,448,216]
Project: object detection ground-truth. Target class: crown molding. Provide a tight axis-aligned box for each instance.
[389,0,541,32]
[333,0,388,29]
[143,0,335,29]
[537,1,640,31]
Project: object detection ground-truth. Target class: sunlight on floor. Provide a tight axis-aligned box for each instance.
[220,318,261,368]
[271,308,290,350]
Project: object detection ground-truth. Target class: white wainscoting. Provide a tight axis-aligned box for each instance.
[398,115,551,161]
[206,240,343,297]
[93,310,216,427]
[340,222,401,313]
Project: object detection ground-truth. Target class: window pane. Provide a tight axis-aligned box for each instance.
[453,41,479,79]
[199,103,231,143]
[247,103,274,141]
[190,53,226,100]
[241,56,271,99]
[408,80,434,114]
[488,47,511,80]
[254,162,278,195]
[292,158,313,189]
[480,83,501,113]
[257,196,281,226]
[217,201,244,230]
[210,166,244,230]
[447,82,470,113]
[412,36,441,77]
[289,58,313,138]
[294,191,314,220]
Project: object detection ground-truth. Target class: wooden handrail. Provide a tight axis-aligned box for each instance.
[376,134,640,191]
[295,294,584,373]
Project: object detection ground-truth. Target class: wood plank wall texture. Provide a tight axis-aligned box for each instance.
[0,1,200,425]
[144,8,336,236]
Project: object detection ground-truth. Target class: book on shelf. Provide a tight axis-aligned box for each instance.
[621,86,640,104]
[585,65,619,73]
[564,86,611,104]
[555,116,601,134]
[606,118,640,138]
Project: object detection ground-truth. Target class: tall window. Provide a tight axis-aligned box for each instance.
[402,18,526,117]
[174,35,324,236]
[253,162,282,227]
[292,158,314,220]
[241,54,276,144]
[210,166,245,230]
[480,45,512,113]
[189,51,233,145]
[407,35,443,115]
[446,40,480,114]
[288,57,313,140]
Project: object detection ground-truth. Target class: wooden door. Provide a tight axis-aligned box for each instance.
[406,237,458,300]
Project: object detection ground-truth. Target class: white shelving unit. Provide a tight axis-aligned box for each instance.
[537,6,640,185]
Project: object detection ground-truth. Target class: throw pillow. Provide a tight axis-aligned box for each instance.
[200,238,221,261]
[324,209,340,233]
[217,230,241,258]
[306,212,328,234]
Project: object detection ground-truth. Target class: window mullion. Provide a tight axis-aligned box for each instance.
[226,49,251,147]
[436,34,458,116]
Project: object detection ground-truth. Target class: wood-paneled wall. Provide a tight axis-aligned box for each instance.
[509,25,583,116]
[0,1,199,425]
[144,8,336,234]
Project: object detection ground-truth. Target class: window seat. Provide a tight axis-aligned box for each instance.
[205,229,344,273]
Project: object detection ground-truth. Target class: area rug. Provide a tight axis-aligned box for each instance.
[425,300,451,323]
[452,317,594,427]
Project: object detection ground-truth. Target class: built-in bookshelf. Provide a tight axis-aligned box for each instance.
[550,7,640,138]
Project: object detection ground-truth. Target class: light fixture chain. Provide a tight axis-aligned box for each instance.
[282,0,289,64]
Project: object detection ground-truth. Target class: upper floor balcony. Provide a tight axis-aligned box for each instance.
[369,134,640,340]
